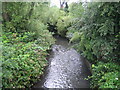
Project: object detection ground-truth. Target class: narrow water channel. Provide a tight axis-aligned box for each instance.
[33,35,91,88]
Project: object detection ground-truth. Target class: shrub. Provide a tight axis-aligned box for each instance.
[67,2,120,88]
[90,62,120,88]
[68,2,84,18]
[2,31,55,88]
[56,15,72,36]
[2,2,55,88]
[68,2,120,63]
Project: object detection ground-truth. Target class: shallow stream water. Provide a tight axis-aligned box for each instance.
[33,35,91,88]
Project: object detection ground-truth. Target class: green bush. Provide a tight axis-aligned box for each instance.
[2,2,55,88]
[47,7,62,25]
[68,2,84,18]
[56,15,72,36]
[91,62,120,88]
[2,31,55,88]
[69,32,81,43]
[29,2,50,24]
[68,2,120,63]
[67,2,120,88]
[2,2,31,32]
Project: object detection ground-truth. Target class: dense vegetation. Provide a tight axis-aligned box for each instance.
[1,1,120,88]
[2,2,55,88]
[66,2,120,88]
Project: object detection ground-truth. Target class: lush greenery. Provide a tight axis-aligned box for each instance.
[2,2,55,88]
[1,1,120,88]
[91,62,120,88]
[65,2,120,88]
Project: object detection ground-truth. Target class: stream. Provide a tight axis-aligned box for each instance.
[33,35,91,88]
